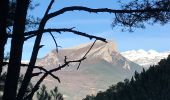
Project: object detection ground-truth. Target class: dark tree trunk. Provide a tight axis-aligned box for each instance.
[17,17,48,100]
[0,0,9,75]
[17,32,44,100]
[3,0,30,100]
[17,1,53,98]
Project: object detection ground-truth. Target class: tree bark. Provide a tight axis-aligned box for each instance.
[3,0,30,100]
[0,0,9,75]
[17,1,54,99]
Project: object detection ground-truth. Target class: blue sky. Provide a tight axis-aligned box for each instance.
[5,0,170,60]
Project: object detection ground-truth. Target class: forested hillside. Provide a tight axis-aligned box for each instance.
[83,55,170,100]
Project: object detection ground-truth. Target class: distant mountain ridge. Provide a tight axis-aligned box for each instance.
[36,40,142,100]
[121,49,170,67]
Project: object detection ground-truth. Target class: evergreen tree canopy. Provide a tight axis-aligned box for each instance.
[83,55,170,100]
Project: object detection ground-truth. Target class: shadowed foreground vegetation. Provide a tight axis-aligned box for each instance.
[0,73,63,100]
[83,55,170,100]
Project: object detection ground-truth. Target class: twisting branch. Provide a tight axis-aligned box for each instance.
[2,61,42,67]
[33,66,60,83]
[24,58,86,100]
[7,5,170,40]
[47,6,170,19]
[2,61,60,82]
[49,32,60,52]
[22,5,168,40]
[25,28,107,42]
[77,40,97,69]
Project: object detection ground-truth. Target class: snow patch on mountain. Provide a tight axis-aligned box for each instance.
[121,49,170,67]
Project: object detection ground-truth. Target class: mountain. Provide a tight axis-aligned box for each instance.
[121,49,170,67]
[36,40,142,100]
[83,55,170,100]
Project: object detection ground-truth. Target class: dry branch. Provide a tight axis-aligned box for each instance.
[2,61,60,82]
[47,6,170,19]
[49,32,60,52]
[25,28,107,42]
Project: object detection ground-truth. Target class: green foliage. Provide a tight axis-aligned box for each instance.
[50,87,63,100]
[37,85,64,100]
[36,85,51,100]
[0,73,63,100]
[82,95,95,100]
[7,0,40,28]
[113,0,170,32]
[83,55,170,100]
[0,73,33,99]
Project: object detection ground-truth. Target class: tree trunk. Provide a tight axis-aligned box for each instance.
[17,1,51,97]
[0,0,9,75]
[17,18,47,100]
[3,0,30,100]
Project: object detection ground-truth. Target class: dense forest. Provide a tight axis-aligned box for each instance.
[83,55,170,100]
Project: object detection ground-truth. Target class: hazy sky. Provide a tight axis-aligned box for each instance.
[5,0,170,60]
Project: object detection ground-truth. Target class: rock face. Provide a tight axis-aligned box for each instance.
[36,40,142,100]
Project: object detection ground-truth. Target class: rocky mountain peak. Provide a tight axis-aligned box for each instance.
[64,40,117,51]
[36,41,142,100]
[85,40,118,63]
[37,40,118,65]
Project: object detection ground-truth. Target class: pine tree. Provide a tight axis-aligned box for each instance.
[83,55,170,100]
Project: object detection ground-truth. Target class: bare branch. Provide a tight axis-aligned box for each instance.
[77,40,97,69]
[44,0,54,16]
[2,61,60,82]
[25,57,86,100]
[2,62,42,67]
[24,34,35,40]
[31,72,42,77]
[49,32,60,52]
[25,28,107,42]
[33,66,60,83]
[47,6,170,19]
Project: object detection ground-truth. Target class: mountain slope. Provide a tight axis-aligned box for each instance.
[36,41,142,100]
[83,55,170,100]
[121,49,170,67]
